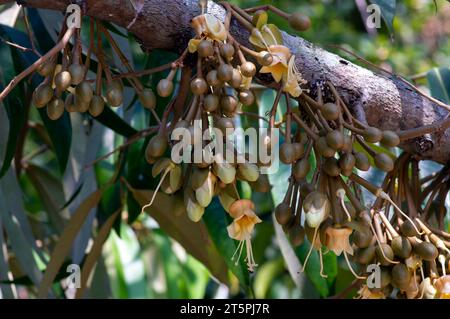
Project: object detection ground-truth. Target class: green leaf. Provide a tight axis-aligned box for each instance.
[253,258,284,298]
[0,23,29,178]
[0,168,45,285]
[0,208,43,287]
[0,101,25,178]
[294,242,329,297]
[25,164,68,233]
[427,67,450,104]
[103,21,129,38]
[107,222,148,298]
[75,210,120,298]
[95,107,138,138]
[37,188,105,298]
[368,0,396,36]
[127,185,230,285]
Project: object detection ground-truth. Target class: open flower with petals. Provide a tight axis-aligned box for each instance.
[227,199,262,272]
[303,191,330,229]
[324,226,354,256]
[189,14,226,53]
[400,275,420,299]
[434,275,450,299]
[405,255,422,270]
[419,277,437,299]
[282,55,306,97]
[356,285,385,299]
[249,24,283,51]
[260,45,291,83]
[191,14,227,42]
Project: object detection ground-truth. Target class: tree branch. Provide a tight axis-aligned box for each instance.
[2,0,450,163]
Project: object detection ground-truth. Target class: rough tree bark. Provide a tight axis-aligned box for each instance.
[2,0,449,163]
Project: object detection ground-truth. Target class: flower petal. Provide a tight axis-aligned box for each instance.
[188,39,201,53]
[205,14,227,42]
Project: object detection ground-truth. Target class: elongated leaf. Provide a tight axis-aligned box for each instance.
[127,185,229,285]
[75,210,120,299]
[0,101,25,178]
[253,258,284,298]
[37,189,104,298]
[95,107,138,138]
[25,164,68,232]
[0,218,16,298]
[0,25,26,178]
[0,3,21,27]
[106,222,149,298]
[0,203,42,286]
[427,67,450,104]
[294,242,329,297]
[0,167,46,274]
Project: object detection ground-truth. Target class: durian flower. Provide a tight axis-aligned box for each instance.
[249,24,283,51]
[405,254,422,270]
[434,275,450,299]
[227,199,262,272]
[303,191,330,229]
[400,275,420,299]
[188,39,202,53]
[189,14,227,53]
[324,226,354,256]
[259,45,291,83]
[282,55,305,97]
[356,285,385,299]
[419,277,437,299]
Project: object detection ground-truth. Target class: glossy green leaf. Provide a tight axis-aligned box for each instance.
[0,24,27,178]
[76,210,120,298]
[427,67,450,104]
[37,188,104,298]
[25,164,68,233]
[95,108,138,138]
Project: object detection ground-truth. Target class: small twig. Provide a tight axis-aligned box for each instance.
[21,145,49,166]
[0,37,35,53]
[84,126,158,168]
[23,8,42,57]
[409,72,427,82]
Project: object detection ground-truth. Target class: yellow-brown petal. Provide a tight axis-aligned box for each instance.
[188,39,201,53]
[205,14,227,42]
[229,199,255,219]
[324,227,353,256]
[435,275,450,299]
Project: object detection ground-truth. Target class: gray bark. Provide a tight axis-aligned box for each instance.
[3,0,449,163]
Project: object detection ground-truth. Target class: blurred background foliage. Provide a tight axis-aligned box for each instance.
[0,0,449,299]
